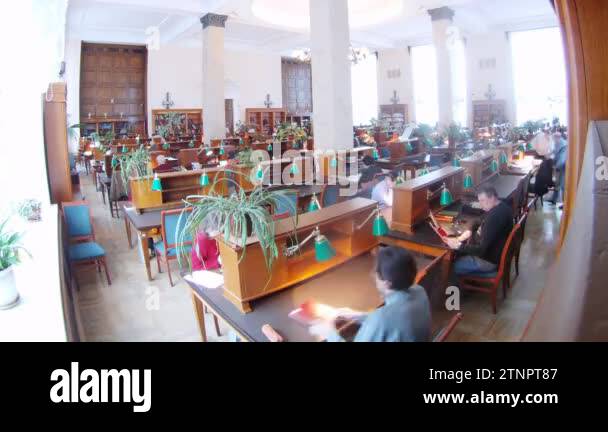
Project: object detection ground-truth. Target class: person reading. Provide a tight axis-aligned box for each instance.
[324,247,432,343]
[444,186,514,276]
[371,171,398,208]
[359,155,382,191]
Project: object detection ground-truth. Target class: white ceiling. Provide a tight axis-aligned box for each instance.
[67,0,558,52]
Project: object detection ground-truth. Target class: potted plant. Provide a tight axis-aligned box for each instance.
[176,175,297,272]
[442,123,465,148]
[17,199,42,222]
[115,147,153,193]
[276,123,308,148]
[0,219,28,310]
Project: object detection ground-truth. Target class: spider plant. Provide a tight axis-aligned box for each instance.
[115,147,152,186]
[0,218,28,272]
[442,123,465,147]
[176,171,298,274]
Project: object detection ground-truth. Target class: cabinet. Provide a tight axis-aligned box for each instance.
[472,100,506,129]
[246,108,287,136]
[80,43,147,136]
[43,82,73,205]
[151,109,203,138]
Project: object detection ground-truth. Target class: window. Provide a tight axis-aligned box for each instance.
[450,39,467,126]
[411,45,439,126]
[351,55,379,126]
[510,27,568,125]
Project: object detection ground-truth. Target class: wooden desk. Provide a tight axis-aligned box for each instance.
[187,252,444,342]
[122,205,172,281]
[218,198,380,313]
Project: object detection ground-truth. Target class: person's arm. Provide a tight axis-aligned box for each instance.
[459,215,499,258]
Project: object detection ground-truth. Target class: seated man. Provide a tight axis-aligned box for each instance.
[446,186,514,276]
[359,156,382,191]
[327,246,432,342]
[371,171,397,208]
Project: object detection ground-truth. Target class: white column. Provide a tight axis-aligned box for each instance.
[429,7,455,128]
[310,0,354,151]
[201,13,228,145]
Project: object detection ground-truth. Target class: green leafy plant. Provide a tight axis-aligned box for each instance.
[115,147,152,186]
[0,219,28,272]
[16,199,42,222]
[176,173,298,273]
[276,122,308,144]
[442,123,465,147]
[413,123,436,149]
[235,148,255,168]
[521,120,545,135]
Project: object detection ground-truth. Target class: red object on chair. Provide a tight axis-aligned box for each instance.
[434,313,464,342]
[191,232,221,272]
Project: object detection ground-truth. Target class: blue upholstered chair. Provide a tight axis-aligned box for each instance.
[155,208,193,287]
[62,201,111,285]
[321,185,340,208]
[380,147,391,159]
[274,190,299,217]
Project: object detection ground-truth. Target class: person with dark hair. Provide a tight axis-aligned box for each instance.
[445,186,514,276]
[371,171,398,208]
[359,155,382,190]
[327,246,431,342]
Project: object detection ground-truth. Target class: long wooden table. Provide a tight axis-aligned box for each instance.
[187,252,447,342]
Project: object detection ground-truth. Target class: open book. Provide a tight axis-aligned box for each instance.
[429,211,461,239]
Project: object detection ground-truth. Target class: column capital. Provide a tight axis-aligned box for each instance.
[428,7,454,22]
[200,13,228,29]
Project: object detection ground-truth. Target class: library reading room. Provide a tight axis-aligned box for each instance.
[0,0,606,343]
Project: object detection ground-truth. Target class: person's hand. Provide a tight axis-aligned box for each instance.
[445,238,462,250]
[458,230,472,243]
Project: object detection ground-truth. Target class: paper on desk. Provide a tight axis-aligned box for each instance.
[185,271,224,289]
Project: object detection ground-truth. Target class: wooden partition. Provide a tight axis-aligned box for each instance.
[130,169,227,213]
[218,198,380,313]
[460,150,498,189]
[392,166,464,234]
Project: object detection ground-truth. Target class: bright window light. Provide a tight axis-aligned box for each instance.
[351,54,379,126]
[450,39,468,127]
[411,45,439,126]
[510,27,568,125]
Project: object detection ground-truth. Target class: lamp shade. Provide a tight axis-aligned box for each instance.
[500,151,508,165]
[200,172,210,187]
[526,142,533,151]
[111,157,118,169]
[122,145,128,153]
[151,174,162,192]
[405,142,414,153]
[464,174,474,189]
[419,167,429,176]
[373,149,380,160]
[315,235,336,262]
[267,144,273,152]
[491,160,499,173]
[219,147,225,156]
[308,195,320,212]
[440,186,453,206]
[330,157,338,169]
[290,163,300,175]
[189,140,195,148]
[452,157,461,168]
[373,214,390,237]
[256,166,264,180]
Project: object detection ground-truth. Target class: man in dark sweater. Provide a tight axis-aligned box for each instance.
[445,186,514,276]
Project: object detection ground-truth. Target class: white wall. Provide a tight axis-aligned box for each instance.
[64,37,81,152]
[465,31,517,126]
[376,48,415,122]
[147,44,283,133]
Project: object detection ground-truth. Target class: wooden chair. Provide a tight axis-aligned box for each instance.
[62,201,111,286]
[155,208,193,287]
[513,201,535,279]
[457,223,522,314]
[433,313,464,342]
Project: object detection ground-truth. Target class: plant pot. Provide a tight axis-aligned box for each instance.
[230,214,254,242]
[0,266,20,310]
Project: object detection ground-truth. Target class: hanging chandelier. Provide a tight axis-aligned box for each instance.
[291,45,371,64]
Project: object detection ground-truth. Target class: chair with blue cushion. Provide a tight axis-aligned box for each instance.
[62,201,111,285]
[273,190,299,217]
[155,208,193,287]
[380,147,391,159]
[457,221,521,314]
[321,185,340,208]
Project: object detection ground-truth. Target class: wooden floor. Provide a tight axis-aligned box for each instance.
[74,170,562,342]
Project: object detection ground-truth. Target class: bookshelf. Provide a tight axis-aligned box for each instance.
[472,100,506,129]
[246,108,287,136]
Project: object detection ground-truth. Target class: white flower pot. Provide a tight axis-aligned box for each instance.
[0,266,20,310]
